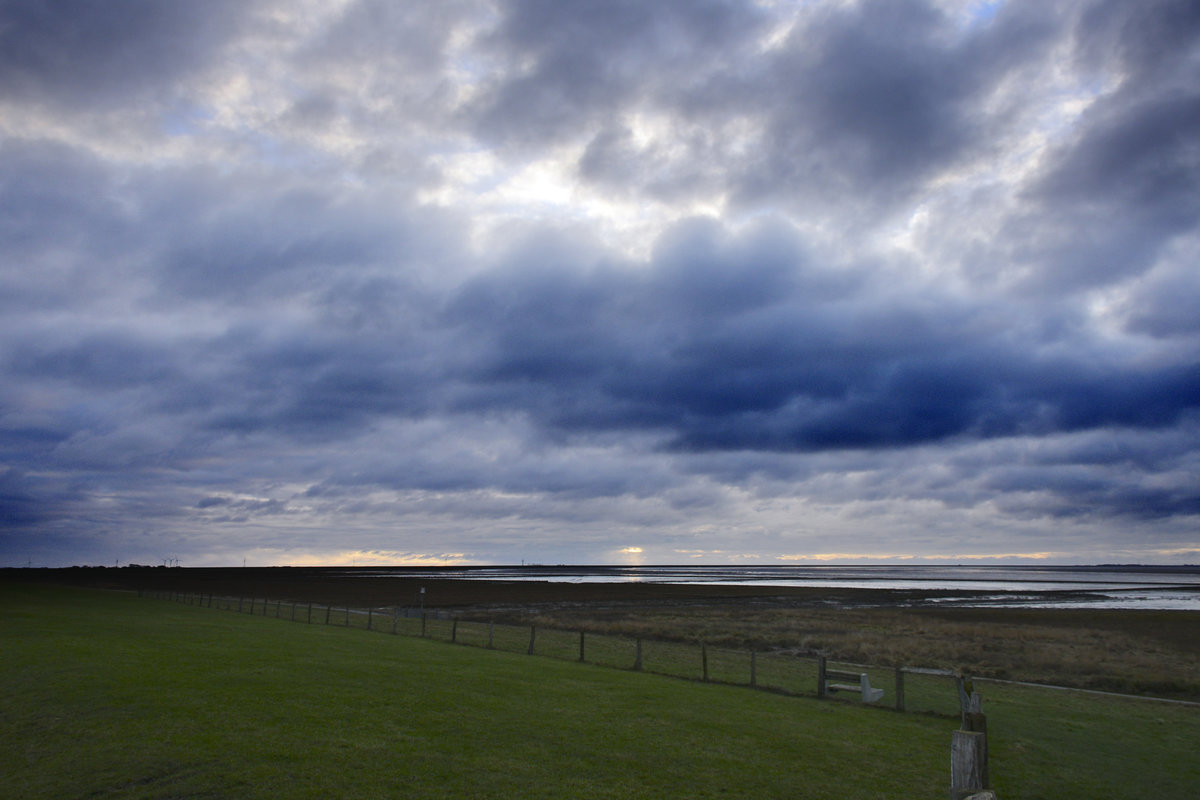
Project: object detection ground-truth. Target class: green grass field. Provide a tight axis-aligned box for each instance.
[2,584,1197,798]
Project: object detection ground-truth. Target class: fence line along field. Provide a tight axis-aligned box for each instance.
[45,564,1197,701]
[4,583,956,799]
[4,579,1199,799]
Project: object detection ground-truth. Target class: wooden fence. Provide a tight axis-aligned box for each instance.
[140,589,965,716]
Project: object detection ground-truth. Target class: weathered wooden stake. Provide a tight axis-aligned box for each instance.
[579,631,586,662]
[451,619,458,643]
[950,730,986,799]
[895,666,906,712]
[527,625,536,655]
[307,602,313,624]
[817,655,828,698]
[325,604,332,625]
[956,676,982,726]
[367,607,373,630]
[964,712,989,789]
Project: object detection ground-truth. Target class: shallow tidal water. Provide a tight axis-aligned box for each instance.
[352,564,1200,611]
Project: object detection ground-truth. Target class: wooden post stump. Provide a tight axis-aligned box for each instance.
[950,730,986,799]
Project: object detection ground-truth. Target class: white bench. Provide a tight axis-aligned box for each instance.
[824,669,885,704]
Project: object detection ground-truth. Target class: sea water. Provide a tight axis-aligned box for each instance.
[351,564,1200,610]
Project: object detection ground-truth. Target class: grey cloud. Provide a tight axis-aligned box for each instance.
[1074,0,1200,83]
[442,217,1200,460]
[731,0,1069,216]
[985,0,1200,292]
[0,0,250,108]
[1118,255,1200,338]
[569,0,1071,223]
[0,140,141,312]
[3,0,1200,565]
[1014,90,1200,290]
[470,0,766,148]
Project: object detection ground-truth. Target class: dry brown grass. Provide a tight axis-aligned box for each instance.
[469,603,1200,700]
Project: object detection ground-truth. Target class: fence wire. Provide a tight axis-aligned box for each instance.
[143,590,964,714]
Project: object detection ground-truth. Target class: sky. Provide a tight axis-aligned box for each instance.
[2,0,1199,568]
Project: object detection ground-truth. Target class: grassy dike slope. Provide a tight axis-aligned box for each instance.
[2,584,948,799]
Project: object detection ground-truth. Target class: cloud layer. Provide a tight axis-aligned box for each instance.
[2,0,1199,566]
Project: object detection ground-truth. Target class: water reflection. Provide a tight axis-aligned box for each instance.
[345,564,1200,610]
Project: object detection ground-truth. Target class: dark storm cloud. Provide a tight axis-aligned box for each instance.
[445,218,1200,456]
[2,0,1199,564]
[0,0,250,108]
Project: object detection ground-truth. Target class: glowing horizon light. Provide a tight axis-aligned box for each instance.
[281,550,470,567]
[776,553,918,562]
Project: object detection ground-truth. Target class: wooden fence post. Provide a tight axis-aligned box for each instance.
[817,655,828,698]
[957,676,982,727]
[895,666,906,712]
[528,625,536,655]
[421,613,427,637]
[579,631,586,662]
[964,712,989,789]
[451,619,458,643]
[325,604,332,625]
[307,602,313,624]
[950,730,986,799]
[950,675,989,800]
